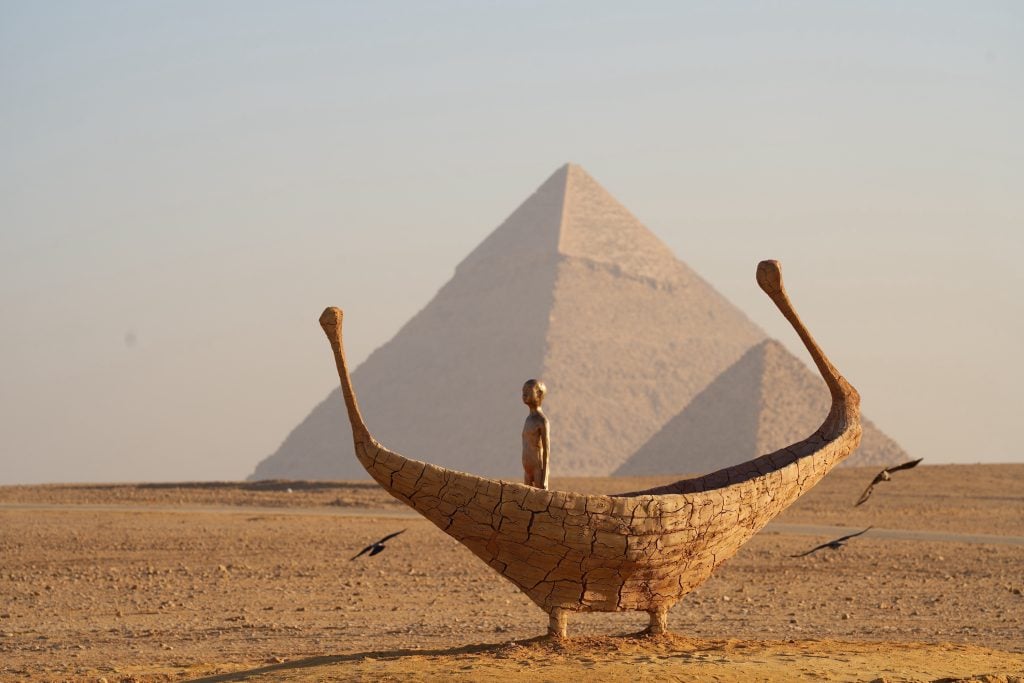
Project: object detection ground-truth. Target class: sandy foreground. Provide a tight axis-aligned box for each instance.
[1,465,1022,682]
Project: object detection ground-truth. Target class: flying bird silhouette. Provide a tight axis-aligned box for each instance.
[790,527,872,558]
[350,529,406,560]
[854,458,924,506]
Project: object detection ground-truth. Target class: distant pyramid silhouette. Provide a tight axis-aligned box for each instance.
[251,164,907,480]
[615,340,909,476]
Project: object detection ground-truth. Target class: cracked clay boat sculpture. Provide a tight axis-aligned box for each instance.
[319,260,862,637]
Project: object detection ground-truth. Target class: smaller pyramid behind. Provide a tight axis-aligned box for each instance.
[615,340,909,476]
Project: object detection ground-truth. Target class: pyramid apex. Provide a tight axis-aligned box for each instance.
[754,338,787,354]
[558,165,681,282]
[562,162,599,180]
[746,338,812,384]
[458,163,685,284]
[552,161,602,176]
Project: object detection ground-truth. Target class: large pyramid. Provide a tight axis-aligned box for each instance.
[615,340,908,476]
[251,164,907,481]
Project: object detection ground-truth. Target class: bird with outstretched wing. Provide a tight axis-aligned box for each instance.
[855,458,924,506]
[350,529,406,560]
[791,527,872,558]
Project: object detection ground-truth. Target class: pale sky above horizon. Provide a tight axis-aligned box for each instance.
[2,1,1022,485]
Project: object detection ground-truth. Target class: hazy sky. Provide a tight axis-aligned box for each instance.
[2,2,1021,485]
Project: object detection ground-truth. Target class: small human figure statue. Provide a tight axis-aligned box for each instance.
[521,379,551,490]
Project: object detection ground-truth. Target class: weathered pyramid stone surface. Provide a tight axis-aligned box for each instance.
[615,339,909,476]
[251,164,769,479]
[251,164,908,481]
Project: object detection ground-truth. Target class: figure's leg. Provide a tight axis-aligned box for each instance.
[547,607,568,638]
[646,606,669,635]
[523,466,536,487]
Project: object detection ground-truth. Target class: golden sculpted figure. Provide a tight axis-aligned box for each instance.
[521,379,550,490]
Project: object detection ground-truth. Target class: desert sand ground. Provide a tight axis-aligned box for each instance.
[1,464,1022,682]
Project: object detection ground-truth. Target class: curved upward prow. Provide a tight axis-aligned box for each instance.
[623,260,863,498]
[756,260,860,438]
[319,307,372,446]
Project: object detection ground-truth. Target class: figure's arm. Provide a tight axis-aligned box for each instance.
[541,418,551,489]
